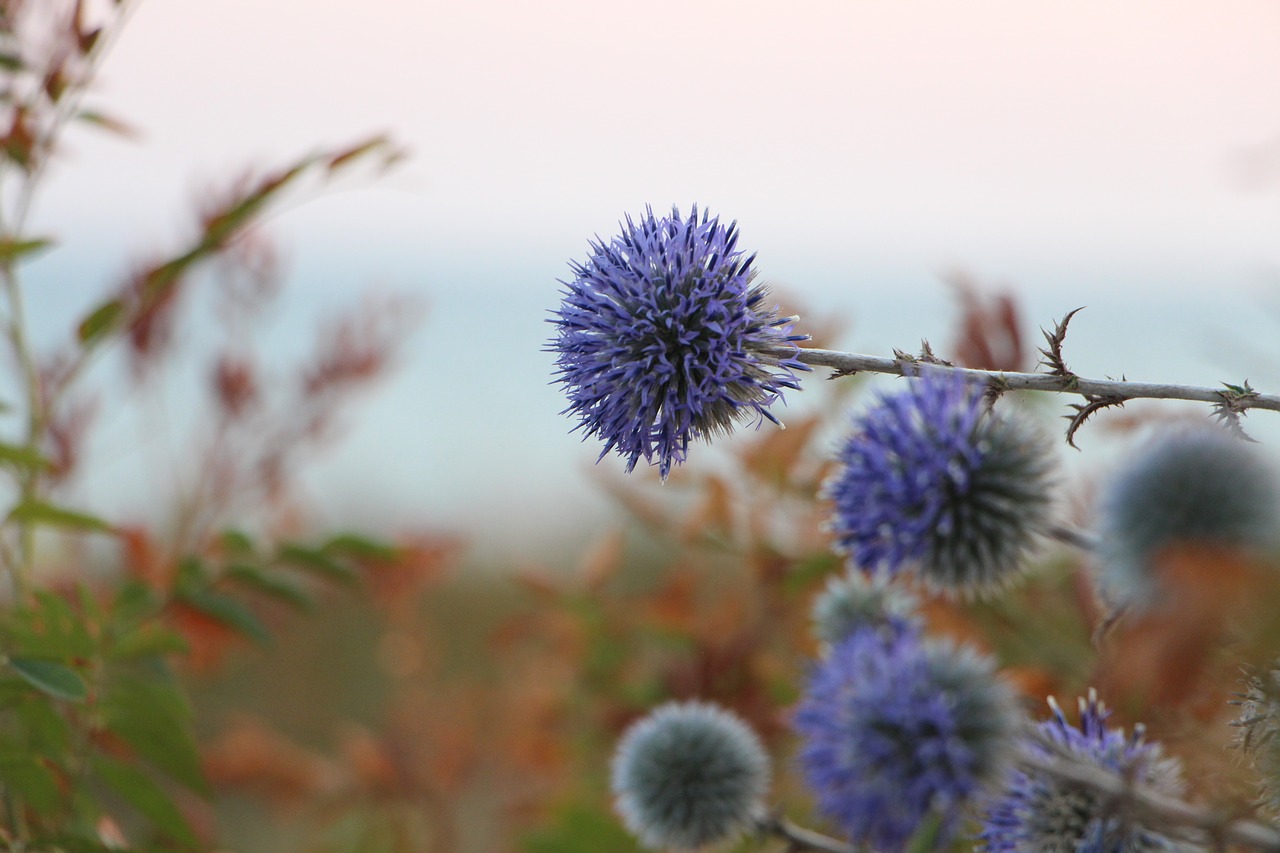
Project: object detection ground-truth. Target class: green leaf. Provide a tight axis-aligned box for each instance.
[0,53,23,72]
[93,754,199,847]
[218,528,256,556]
[75,109,139,139]
[109,624,188,661]
[7,499,114,533]
[102,674,207,794]
[0,236,53,262]
[325,135,395,172]
[226,563,314,611]
[19,590,96,659]
[276,542,358,585]
[14,694,72,754]
[113,580,161,625]
[0,441,50,472]
[176,588,270,646]
[322,532,398,562]
[0,751,61,813]
[76,298,125,347]
[8,657,87,702]
[173,556,208,591]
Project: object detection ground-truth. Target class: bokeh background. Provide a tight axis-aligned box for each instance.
[24,0,1280,556]
[10,3,1280,851]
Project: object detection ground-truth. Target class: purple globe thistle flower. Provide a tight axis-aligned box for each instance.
[612,700,770,851]
[980,691,1190,853]
[794,625,1019,851]
[1096,427,1280,606]
[549,205,809,479]
[823,371,1055,596]
[810,569,920,650]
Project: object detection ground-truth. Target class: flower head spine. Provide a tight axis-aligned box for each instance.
[549,205,809,478]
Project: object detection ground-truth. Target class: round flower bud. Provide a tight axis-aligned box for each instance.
[1096,427,1280,606]
[824,372,1054,596]
[611,700,770,850]
[810,570,919,649]
[794,625,1019,851]
[549,205,809,479]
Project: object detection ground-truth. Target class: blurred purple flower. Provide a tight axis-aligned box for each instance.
[548,205,808,478]
[980,691,1189,853]
[794,624,1018,851]
[823,371,1053,595]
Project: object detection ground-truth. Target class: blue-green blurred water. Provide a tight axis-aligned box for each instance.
[19,236,1280,562]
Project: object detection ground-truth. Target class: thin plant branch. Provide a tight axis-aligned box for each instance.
[757,725,1280,853]
[795,348,1280,414]
[755,812,859,853]
[1044,523,1097,552]
[1016,740,1280,852]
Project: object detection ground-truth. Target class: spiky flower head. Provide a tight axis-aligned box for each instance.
[611,700,770,850]
[1096,426,1280,606]
[823,371,1055,596]
[1232,662,1280,816]
[980,690,1191,853]
[810,569,920,649]
[794,625,1019,851]
[549,205,809,479]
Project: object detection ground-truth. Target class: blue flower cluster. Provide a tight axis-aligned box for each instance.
[980,691,1189,853]
[794,622,1018,851]
[558,210,1276,853]
[548,205,808,478]
[824,372,1054,595]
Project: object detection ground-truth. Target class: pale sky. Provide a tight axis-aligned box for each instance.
[23,0,1280,550]
[42,0,1280,272]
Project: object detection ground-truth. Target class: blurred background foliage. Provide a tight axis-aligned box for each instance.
[0,2,1278,852]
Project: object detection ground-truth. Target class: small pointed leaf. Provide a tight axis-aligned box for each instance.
[8,657,87,702]
[0,442,50,472]
[93,755,199,846]
[0,236,53,262]
[177,588,270,646]
[76,299,125,346]
[7,499,113,533]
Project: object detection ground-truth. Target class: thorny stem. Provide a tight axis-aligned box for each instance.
[796,348,1280,414]
[1018,737,1280,851]
[762,735,1280,853]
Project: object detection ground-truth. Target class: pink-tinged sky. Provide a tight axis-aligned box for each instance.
[39,0,1280,285]
[26,1,1280,547]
